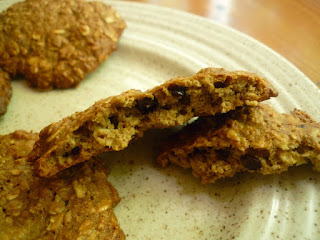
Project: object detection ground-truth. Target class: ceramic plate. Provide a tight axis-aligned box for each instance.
[1,1,319,239]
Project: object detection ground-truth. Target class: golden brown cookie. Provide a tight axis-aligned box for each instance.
[157,104,320,183]
[0,0,126,90]
[0,130,125,239]
[29,67,278,177]
[0,68,11,116]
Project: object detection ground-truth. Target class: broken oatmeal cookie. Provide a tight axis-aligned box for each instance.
[0,0,126,90]
[157,104,320,183]
[0,130,125,240]
[29,67,278,177]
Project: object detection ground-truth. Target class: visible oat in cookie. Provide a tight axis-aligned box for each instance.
[0,0,126,90]
[0,130,125,239]
[157,104,320,183]
[0,68,11,116]
[29,67,278,177]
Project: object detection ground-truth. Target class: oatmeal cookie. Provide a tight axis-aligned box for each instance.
[0,130,125,240]
[157,104,320,183]
[29,67,278,177]
[0,0,126,90]
[0,68,11,116]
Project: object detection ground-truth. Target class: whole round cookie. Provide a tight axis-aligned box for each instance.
[0,68,11,116]
[0,0,126,90]
[0,130,125,239]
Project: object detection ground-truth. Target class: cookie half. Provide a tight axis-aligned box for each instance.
[0,130,125,239]
[29,67,278,177]
[157,104,320,183]
[0,0,126,90]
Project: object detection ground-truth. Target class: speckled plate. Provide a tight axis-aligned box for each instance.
[1,1,320,239]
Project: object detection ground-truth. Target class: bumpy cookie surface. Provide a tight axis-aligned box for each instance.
[157,104,320,183]
[0,130,125,240]
[0,68,11,116]
[0,0,126,90]
[29,67,278,177]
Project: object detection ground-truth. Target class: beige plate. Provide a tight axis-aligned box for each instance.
[1,1,320,239]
